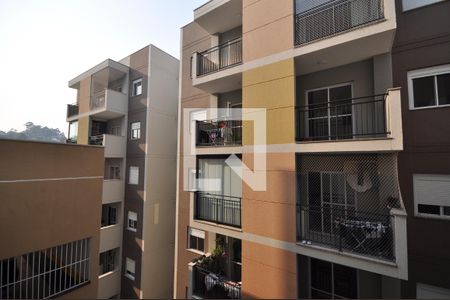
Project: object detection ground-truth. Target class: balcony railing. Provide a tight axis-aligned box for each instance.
[88,134,104,146]
[297,205,394,261]
[194,192,242,228]
[193,265,241,299]
[67,103,79,118]
[196,119,242,147]
[197,37,242,76]
[296,94,389,141]
[295,0,385,46]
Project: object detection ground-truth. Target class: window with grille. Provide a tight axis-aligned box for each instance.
[0,238,90,299]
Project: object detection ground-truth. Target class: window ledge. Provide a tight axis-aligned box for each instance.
[187,248,205,256]
[98,269,119,279]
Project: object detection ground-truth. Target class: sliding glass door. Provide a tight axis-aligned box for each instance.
[307,84,353,140]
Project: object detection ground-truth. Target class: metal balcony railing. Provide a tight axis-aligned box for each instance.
[295,0,385,45]
[296,94,389,141]
[196,119,242,147]
[194,192,242,228]
[197,37,242,76]
[193,265,241,299]
[88,134,104,146]
[297,205,394,261]
[67,103,79,118]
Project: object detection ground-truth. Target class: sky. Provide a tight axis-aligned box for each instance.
[0,0,205,135]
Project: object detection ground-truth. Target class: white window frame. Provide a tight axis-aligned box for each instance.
[305,82,354,140]
[127,211,138,232]
[408,64,450,110]
[132,78,143,96]
[128,166,139,185]
[413,174,450,220]
[125,257,136,281]
[188,227,205,254]
[402,0,444,11]
[130,122,141,140]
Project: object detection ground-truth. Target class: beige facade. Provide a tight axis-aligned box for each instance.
[175,0,406,299]
[0,139,104,299]
[67,45,179,299]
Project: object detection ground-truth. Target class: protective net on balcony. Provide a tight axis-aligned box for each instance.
[296,153,403,261]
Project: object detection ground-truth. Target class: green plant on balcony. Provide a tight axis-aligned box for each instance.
[192,239,228,276]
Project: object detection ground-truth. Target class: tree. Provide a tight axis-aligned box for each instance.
[0,122,66,143]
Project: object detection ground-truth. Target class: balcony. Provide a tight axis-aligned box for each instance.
[194,192,242,228]
[191,39,243,93]
[197,38,242,77]
[66,103,79,120]
[98,270,121,299]
[90,89,128,120]
[196,119,242,147]
[295,88,403,153]
[293,0,396,75]
[295,0,385,46]
[102,180,124,204]
[296,153,408,268]
[297,205,394,261]
[100,224,122,253]
[192,264,241,299]
[296,94,388,141]
[89,134,126,158]
[194,0,242,34]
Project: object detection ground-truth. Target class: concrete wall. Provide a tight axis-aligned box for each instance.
[139,45,179,299]
[243,0,294,62]
[0,140,104,299]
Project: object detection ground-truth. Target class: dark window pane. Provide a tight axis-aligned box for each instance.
[437,73,450,105]
[308,89,328,118]
[418,204,440,215]
[413,76,436,108]
[311,258,332,293]
[334,263,357,298]
[198,238,204,252]
[443,206,450,216]
[189,235,197,249]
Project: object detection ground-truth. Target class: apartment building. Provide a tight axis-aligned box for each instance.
[175,0,414,298]
[392,0,450,298]
[66,45,178,298]
[0,139,104,299]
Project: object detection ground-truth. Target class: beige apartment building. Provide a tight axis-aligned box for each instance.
[175,0,410,298]
[0,139,104,299]
[66,44,179,298]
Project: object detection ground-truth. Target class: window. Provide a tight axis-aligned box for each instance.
[125,258,136,281]
[305,84,353,140]
[68,121,78,142]
[130,122,141,140]
[132,78,143,96]
[402,0,444,11]
[307,172,356,235]
[101,204,118,227]
[408,64,450,109]
[128,166,139,185]
[99,249,118,275]
[310,258,357,299]
[127,211,138,232]
[107,165,121,180]
[188,228,205,252]
[0,238,90,299]
[413,174,450,219]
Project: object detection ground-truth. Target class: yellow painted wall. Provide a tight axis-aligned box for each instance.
[242,59,295,145]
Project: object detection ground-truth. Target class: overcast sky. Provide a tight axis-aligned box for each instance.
[0,0,205,135]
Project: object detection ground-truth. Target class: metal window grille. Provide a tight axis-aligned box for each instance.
[0,238,90,299]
